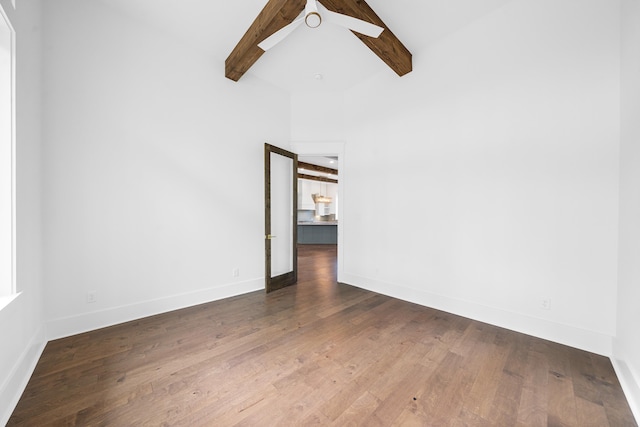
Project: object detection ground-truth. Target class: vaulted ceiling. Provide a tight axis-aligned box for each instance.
[101,0,513,92]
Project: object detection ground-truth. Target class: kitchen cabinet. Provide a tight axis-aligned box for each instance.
[298,224,337,244]
[298,179,337,211]
[325,182,338,216]
[298,179,318,210]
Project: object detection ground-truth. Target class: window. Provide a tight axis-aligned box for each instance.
[0,4,15,300]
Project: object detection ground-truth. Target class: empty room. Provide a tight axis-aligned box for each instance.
[1,0,639,425]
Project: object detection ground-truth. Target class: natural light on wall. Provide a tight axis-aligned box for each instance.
[0,5,15,301]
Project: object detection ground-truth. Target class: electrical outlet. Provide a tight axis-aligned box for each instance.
[541,298,551,310]
[87,291,97,303]
[233,268,240,278]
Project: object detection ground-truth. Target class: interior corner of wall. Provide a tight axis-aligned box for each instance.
[610,345,640,424]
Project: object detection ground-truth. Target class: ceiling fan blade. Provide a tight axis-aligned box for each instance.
[258,18,305,51]
[317,3,383,38]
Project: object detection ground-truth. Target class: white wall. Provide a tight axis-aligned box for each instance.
[2,0,636,422]
[291,91,344,141]
[0,0,46,424]
[615,0,640,419]
[338,0,620,355]
[42,0,291,338]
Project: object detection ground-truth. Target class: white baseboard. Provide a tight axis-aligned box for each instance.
[611,349,640,424]
[0,325,47,427]
[47,278,264,340]
[341,273,613,356]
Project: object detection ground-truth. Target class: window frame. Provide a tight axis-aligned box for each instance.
[0,2,16,302]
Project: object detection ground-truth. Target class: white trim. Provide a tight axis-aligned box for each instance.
[9,0,15,297]
[0,325,47,427]
[0,1,16,298]
[341,272,614,357]
[611,349,640,424]
[47,278,264,340]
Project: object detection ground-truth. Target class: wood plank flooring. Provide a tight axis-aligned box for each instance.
[9,244,637,426]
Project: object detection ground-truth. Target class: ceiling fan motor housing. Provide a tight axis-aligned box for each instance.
[255,0,386,53]
[305,11,321,28]
[305,0,322,28]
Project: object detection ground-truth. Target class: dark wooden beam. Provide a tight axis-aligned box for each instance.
[318,0,412,76]
[225,0,306,81]
[298,161,338,175]
[298,173,338,184]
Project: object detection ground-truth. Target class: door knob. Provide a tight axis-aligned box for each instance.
[266,235,277,239]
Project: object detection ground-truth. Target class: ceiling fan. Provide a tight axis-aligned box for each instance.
[258,0,384,51]
[225,0,411,82]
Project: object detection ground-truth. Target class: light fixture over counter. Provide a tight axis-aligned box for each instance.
[312,194,332,204]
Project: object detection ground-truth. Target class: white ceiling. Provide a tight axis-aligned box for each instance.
[101,0,513,92]
[299,155,337,169]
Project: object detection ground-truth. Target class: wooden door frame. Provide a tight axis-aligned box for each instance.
[264,143,298,293]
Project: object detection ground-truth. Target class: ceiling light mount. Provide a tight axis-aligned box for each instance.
[304,0,321,28]
[257,0,383,51]
[305,11,321,28]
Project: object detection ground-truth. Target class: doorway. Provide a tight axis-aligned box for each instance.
[291,141,345,284]
[296,155,339,286]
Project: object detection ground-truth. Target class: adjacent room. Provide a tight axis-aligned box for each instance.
[1,0,639,424]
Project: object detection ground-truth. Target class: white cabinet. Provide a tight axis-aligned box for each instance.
[298,179,319,210]
[325,182,338,216]
[298,179,338,214]
[315,203,330,216]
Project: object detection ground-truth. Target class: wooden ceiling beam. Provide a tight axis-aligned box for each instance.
[318,0,412,76]
[225,0,306,82]
[298,161,338,175]
[298,173,338,184]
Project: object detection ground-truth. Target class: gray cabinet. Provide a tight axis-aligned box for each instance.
[297,224,337,244]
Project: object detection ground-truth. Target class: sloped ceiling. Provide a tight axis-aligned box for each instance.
[101,0,513,92]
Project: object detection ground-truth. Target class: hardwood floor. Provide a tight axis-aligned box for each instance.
[9,244,637,426]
